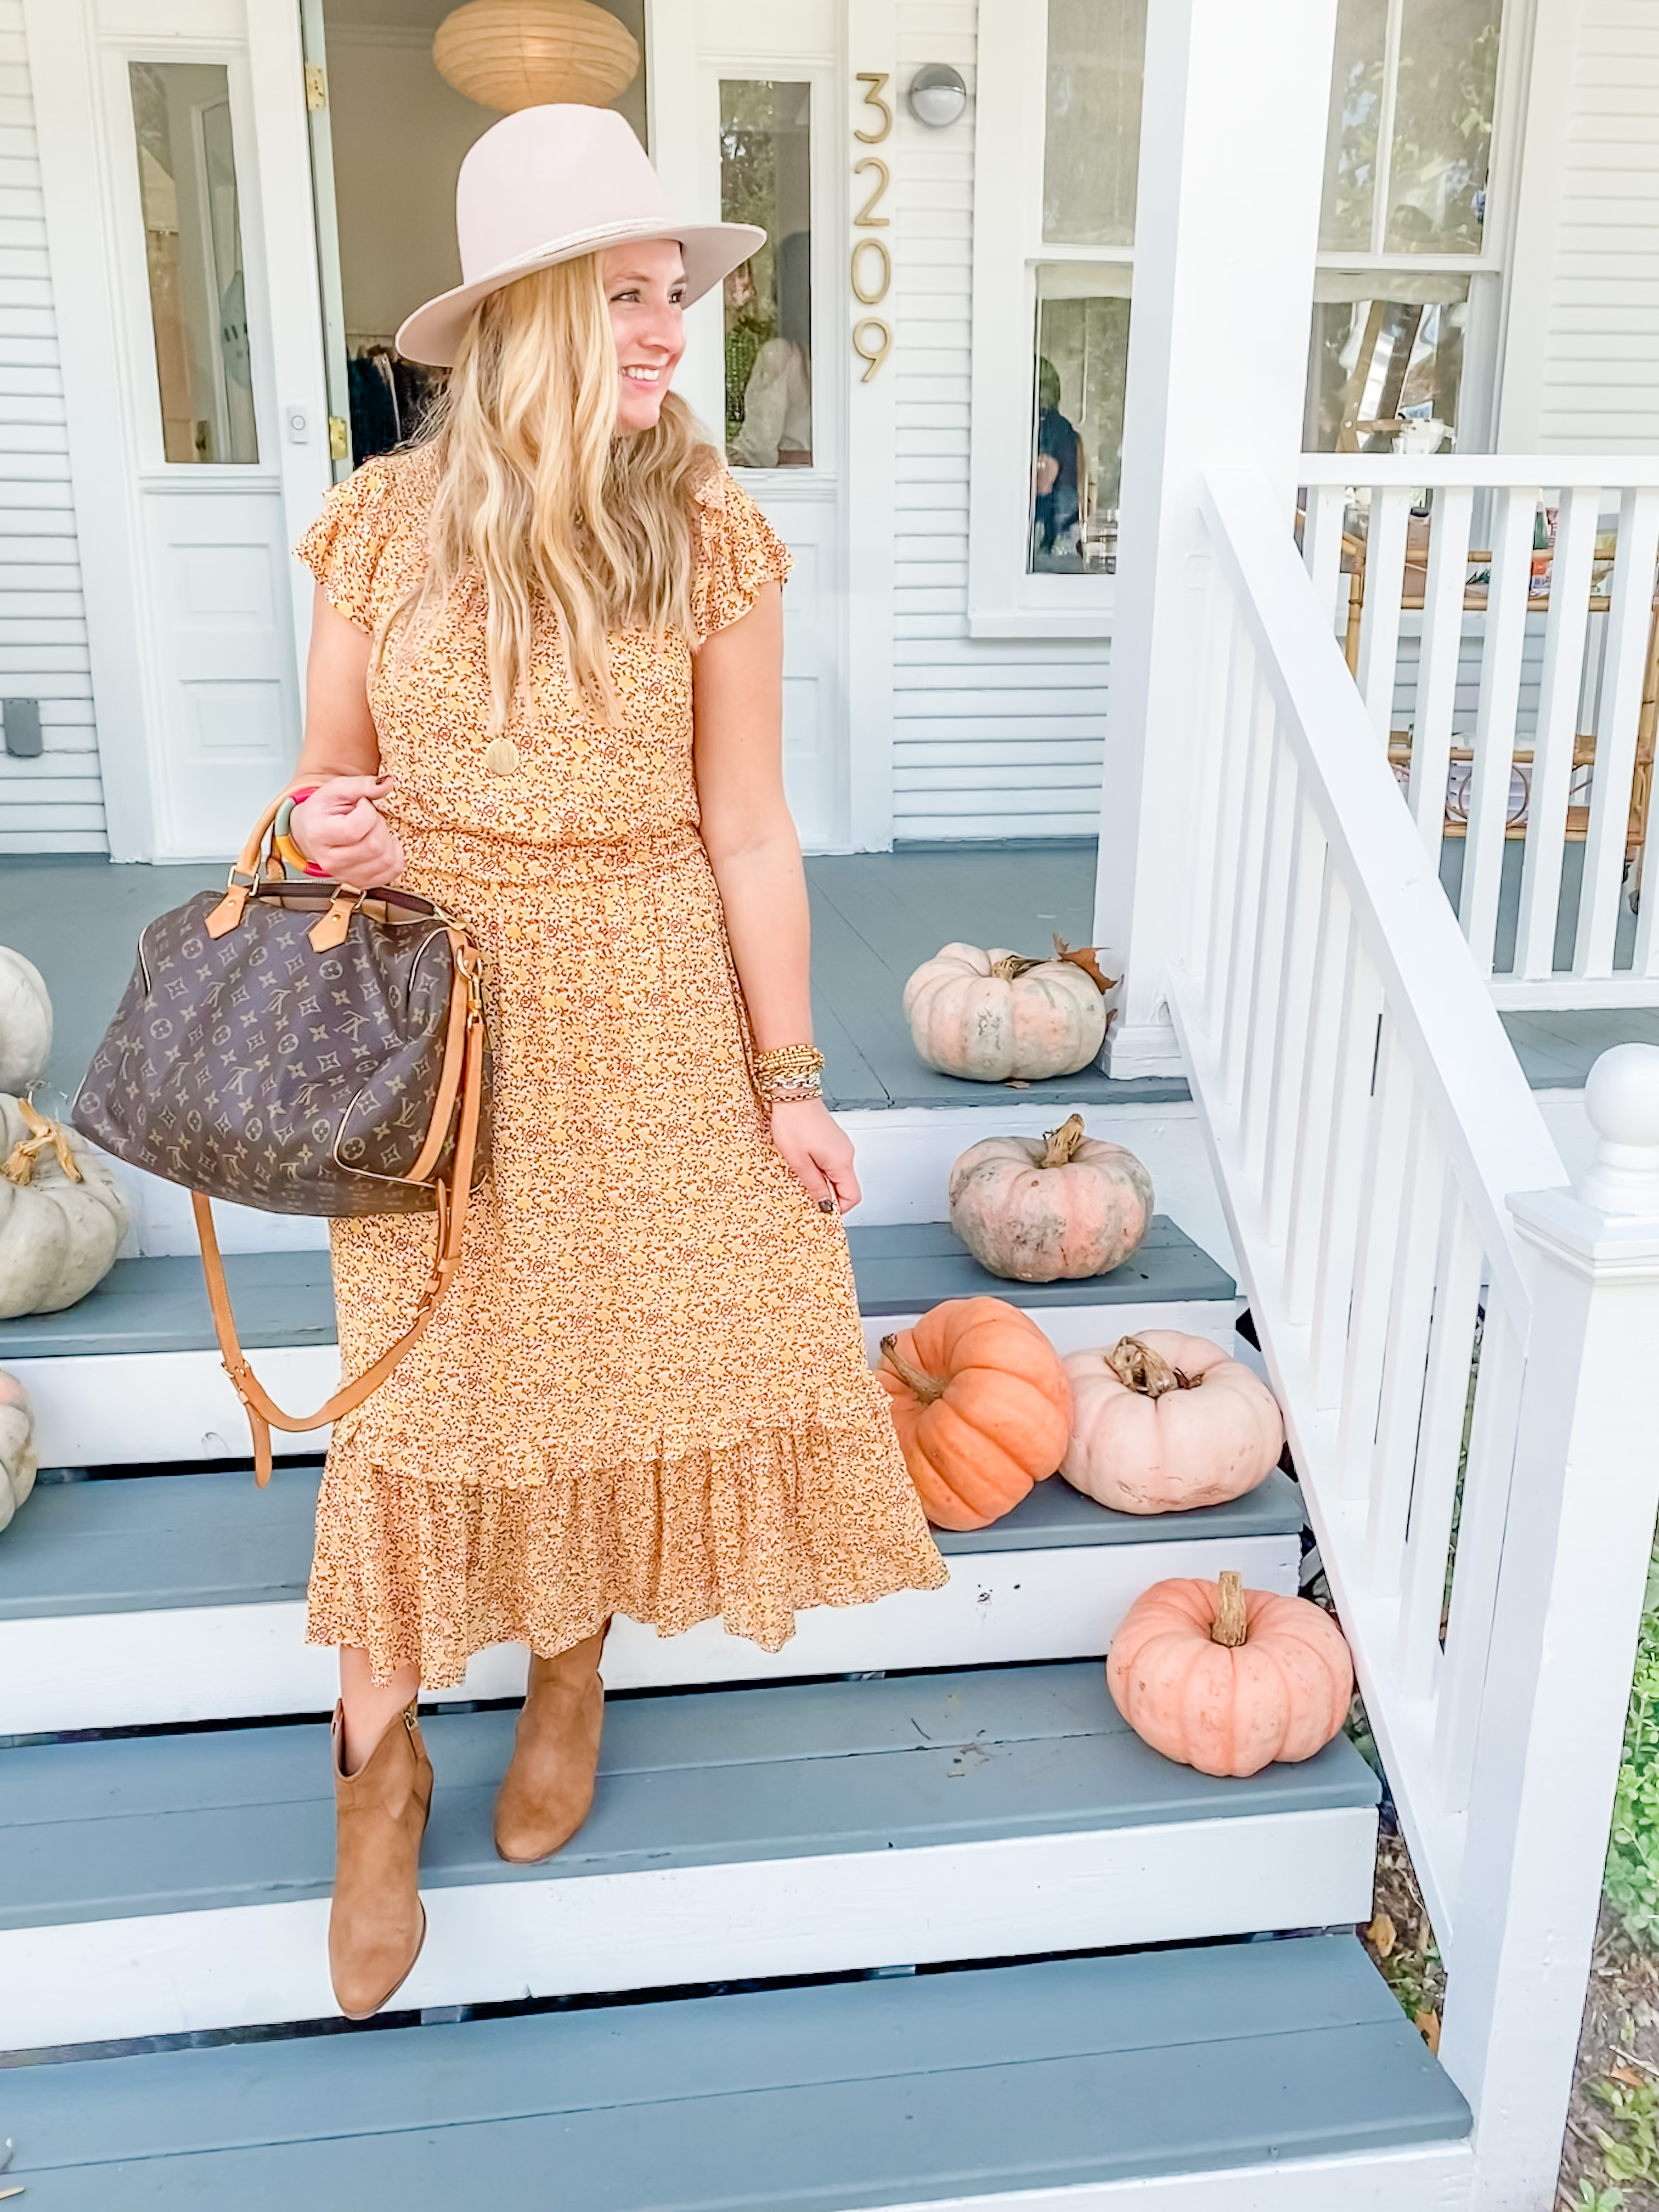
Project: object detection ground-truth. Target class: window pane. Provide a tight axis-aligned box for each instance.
[720,81,812,470]
[1385,0,1500,253]
[1042,0,1147,249]
[1318,0,1387,252]
[129,61,258,464]
[1304,274,1470,452]
[1030,270,1131,574]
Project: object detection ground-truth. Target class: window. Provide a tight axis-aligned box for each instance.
[719,81,812,471]
[969,0,1147,634]
[1307,0,1505,452]
[129,61,258,465]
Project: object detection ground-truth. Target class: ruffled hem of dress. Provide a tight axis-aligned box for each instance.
[325,1376,899,1491]
[307,1418,948,1687]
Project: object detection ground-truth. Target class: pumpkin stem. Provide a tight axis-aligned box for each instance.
[1210,1570,1249,1648]
[0,1100,81,1189]
[1106,1334,1198,1398]
[1039,1113,1087,1169]
[988,953,1042,983]
[879,1333,949,1406]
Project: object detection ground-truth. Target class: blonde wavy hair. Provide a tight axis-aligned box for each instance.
[383,253,714,729]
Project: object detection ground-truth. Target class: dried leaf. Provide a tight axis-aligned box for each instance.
[1611,2063,1646,2090]
[1365,1911,1397,1959]
[1051,934,1121,995]
[1004,1078,1030,1090]
[1414,2008,1441,2056]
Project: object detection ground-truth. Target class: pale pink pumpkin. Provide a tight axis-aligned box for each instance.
[1107,1571,1353,1777]
[902,942,1107,1082]
[1060,1330,1284,1514]
[949,1115,1153,1283]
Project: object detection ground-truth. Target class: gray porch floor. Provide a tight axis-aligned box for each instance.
[0,844,1652,1113]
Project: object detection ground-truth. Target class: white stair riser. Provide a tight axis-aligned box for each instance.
[0,1529,1301,1734]
[14,1296,1243,1467]
[878,2144,1473,2211]
[0,1810,1378,2049]
[110,1105,1234,1263]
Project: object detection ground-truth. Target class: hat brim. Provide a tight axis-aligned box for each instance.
[393,218,767,366]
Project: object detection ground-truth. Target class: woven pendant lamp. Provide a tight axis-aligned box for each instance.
[433,0,639,114]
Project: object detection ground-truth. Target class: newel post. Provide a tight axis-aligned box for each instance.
[1442,1043,1659,2210]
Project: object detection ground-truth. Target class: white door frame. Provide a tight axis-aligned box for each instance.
[23,0,330,862]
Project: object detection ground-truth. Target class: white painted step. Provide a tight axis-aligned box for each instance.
[0,1664,1379,2049]
[0,1465,1305,1735]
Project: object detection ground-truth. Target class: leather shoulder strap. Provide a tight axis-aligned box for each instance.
[191,998,485,1486]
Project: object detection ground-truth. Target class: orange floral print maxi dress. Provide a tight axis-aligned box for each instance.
[295,450,945,1687]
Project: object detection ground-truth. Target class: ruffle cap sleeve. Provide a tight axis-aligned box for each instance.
[295,458,399,633]
[690,466,792,645]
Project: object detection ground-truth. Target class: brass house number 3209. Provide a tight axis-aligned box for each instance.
[851,71,892,381]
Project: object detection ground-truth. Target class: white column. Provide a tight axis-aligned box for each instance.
[1442,1043,1659,2210]
[1095,0,1339,1076]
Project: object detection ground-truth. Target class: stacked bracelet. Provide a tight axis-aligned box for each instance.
[273,788,325,878]
[754,1044,825,1107]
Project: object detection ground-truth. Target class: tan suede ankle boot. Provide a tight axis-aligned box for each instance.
[329,1699,432,2019]
[493,1627,607,1864]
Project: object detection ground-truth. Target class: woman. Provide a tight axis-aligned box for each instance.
[285,106,945,2020]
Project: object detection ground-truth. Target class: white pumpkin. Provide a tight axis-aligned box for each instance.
[0,1094,129,1318]
[0,1367,36,1534]
[903,941,1109,1082]
[0,946,51,1093]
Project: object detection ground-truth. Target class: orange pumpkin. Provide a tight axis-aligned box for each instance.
[1107,1571,1353,1777]
[1061,1331,1284,1513]
[876,1295,1072,1531]
[950,1115,1154,1283]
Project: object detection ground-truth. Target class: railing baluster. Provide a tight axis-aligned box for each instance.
[1262,790,1326,1248]
[1332,1011,1413,1494]
[1218,674,1276,1113]
[1302,482,1348,640]
[1356,484,1413,743]
[1204,639,1257,1039]
[1410,483,1474,857]
[1363,1111,1447,1586]
[1239,726,1298,1179]
[1577,487,1659,977]
[1396,1193,1486,1695]
[1182,600,1244,991]
[1431,1291,1526,1809]
[1515,484,1600,980]
[1460,484,1540,975]
[1283,863,1347,1325]
[1309,936,1385,1416]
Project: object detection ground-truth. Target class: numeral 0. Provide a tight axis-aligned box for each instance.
[853,318,892,383]
[850,236,891,307]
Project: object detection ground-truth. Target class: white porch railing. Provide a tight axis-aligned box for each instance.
[1299,455,1659,1010]
[1178,464,1659,2209]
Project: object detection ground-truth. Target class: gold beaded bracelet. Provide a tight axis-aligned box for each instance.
[754,1044,825,1106]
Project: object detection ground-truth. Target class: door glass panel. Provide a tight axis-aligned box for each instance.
[129,61,259,464]
[1029,267,1131,574]
[1319,0,1388,253]
[1042,0,1147,249]
[719,80,812,469]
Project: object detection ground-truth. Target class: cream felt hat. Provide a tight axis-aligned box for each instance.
[395,105,764,366]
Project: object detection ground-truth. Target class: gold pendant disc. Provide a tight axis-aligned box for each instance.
[484,737,521,777]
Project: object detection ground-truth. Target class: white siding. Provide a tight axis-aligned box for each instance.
[889,0,1107,840]
[0,0,104,854]
[1533,0,1659,450]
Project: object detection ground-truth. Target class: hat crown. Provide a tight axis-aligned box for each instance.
[455,105,672,286]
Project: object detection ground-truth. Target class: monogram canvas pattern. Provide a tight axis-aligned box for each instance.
[74,885,489,1217]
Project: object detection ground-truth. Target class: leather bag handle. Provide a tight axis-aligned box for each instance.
[190,985,486,1487]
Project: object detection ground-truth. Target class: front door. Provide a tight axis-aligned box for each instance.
[651,1,850,852]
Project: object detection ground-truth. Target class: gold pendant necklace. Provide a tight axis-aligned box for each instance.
[484,737,521,776]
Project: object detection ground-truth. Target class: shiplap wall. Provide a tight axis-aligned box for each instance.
[1534,0,1659,450]
[0,0,103,853]
[889,0,1108,840]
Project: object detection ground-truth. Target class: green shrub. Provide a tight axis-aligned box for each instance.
[1605,1554,1659,1947]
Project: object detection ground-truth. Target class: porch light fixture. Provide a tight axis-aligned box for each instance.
[433,0,638,113]
[907,64,967,129]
